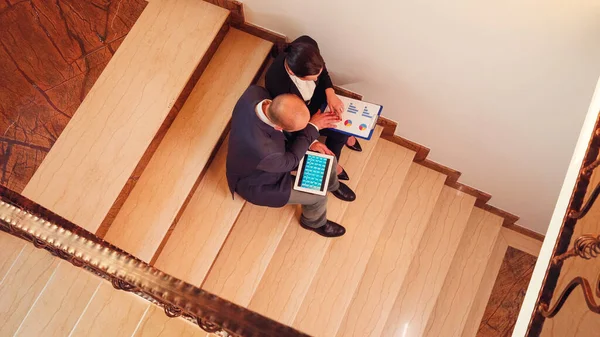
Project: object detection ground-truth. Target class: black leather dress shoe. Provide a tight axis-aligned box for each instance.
[346,139,363,152]
[300,220,346,238]
[331,182,356,202]
[338,168,350,181]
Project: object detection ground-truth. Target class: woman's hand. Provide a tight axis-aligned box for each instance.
[309,141,334,156]
[326,89,344,118]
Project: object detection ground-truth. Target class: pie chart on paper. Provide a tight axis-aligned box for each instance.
[332,96,382,140]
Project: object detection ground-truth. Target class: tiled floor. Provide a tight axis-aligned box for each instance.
[477,247,537,337]
[0,0,146,193]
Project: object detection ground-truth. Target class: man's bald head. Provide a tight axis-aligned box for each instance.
[267,94,310,132]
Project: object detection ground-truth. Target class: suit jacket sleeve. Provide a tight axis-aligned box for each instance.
[257,126,320,173]
[292,35,334,90]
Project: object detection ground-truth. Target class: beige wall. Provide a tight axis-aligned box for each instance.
[241,0,600,234]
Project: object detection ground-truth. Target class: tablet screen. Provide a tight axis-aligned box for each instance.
[298,153,331,192]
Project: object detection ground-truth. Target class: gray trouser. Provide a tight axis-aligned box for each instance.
[287,158,340,228]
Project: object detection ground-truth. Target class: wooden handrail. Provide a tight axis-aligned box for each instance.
[0,186,309,337]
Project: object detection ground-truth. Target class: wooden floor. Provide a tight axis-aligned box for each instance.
[476,247,537,337]
[0,1,542,336]
[0,0,147,193]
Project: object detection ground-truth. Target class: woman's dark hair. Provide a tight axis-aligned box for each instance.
[285,42,325,77]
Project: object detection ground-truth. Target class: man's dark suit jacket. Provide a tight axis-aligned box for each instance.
[226,85,320,207]
[265,35,333,115]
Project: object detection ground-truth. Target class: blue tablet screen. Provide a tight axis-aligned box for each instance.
[299,154,330,191]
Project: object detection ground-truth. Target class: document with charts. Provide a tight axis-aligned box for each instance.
[324,96,383,140]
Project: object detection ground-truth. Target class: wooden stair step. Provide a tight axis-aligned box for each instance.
[69,282,149,337]
[201,203,296,306]
[1,1,230,335]
[292,139,415,337]
[499,227,542,257]
[423,208,504,337]
[22,0,229,232]
[0,232,25,283]
[24,268,210,337]
[247,126,383,324]
[336,163,447,337]
[154,137,246,285]
[0,245,60,336]
[381,186,476,337]
[460,234,509,337]
[14,262,99,337]
[104,29,272,262]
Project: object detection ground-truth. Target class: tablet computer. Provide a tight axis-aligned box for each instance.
[293,151,335,196]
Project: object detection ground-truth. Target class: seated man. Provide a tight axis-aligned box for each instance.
[226,85,356,237]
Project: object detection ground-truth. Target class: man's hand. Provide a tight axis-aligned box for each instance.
[326,90,345,118]
[309,141,334,156]
[310,110,340,130]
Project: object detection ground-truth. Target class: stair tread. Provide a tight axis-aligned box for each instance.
[292,139,415,337]
[461,234,508,337]
[154,137,246,285]
[201,203,297,306]
[336,163,446,337]
[104,29,272,262]
[21,0,229,232]
[69,283,149,337]
[499,227,542,257]
[0,232,25,283]
[0,245,60,336]
[247,127,383,324]
[381,186,476,337]
[15,263,100,337]
[424,208,503,337]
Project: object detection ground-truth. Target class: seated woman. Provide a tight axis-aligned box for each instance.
[265,35,362,181]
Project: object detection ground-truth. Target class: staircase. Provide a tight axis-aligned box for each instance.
[0,1,535,336]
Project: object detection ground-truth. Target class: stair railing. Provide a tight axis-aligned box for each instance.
[0,186,309,337]
[527,111,600,335]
